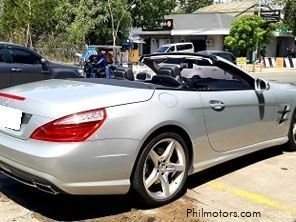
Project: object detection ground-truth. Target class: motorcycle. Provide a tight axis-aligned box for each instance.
[83,60,105,78]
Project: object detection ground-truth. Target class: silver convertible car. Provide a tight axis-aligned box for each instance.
[0,53,295,207]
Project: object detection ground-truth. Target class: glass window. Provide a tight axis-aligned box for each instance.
[0,48,5,63]
[168,46,175,52]
[177,44,192,51]
[9,49,41,64]
[156,46,169,53]
[180,60,252,91]
[184,44,193,50]
[176,45,184,51]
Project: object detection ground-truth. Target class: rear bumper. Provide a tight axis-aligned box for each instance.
[0,160,63,194]
[0,132,140,195]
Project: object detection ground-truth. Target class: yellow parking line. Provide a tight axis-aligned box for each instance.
[209,180,296,216]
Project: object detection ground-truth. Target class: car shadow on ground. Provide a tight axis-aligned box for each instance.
[0,146,289,221]
[187,146,285,188]
[0,176,135,221]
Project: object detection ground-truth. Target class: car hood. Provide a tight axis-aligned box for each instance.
[0,79,154,118]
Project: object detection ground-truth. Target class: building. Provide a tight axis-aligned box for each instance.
[197,0,295,57]
[134,13,233,54]
[133,0,295,57]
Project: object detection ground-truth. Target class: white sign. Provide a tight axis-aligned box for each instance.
[0,105,22,131]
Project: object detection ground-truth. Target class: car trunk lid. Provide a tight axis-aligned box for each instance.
[0,79,154,140]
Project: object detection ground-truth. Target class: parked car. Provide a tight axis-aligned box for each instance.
[155,42,194,53]
[197,50,236,64]
[0,42,82,89]
[1,52,296,207]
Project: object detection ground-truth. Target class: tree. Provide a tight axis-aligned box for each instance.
[0,0,185,55]
[283,0,296,36]
[225,15,275,55]
[107,0,134,46]
[177,0,213,13]
[131,0,177,29]
[0,0,63,48]
[67,0,107,47]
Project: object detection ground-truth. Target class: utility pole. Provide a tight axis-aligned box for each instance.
[253,0,262,71]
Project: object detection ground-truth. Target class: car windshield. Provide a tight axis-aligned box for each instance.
[81,47,96,59]
[156,46,169,53]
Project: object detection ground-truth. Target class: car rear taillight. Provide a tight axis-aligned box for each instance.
[30,108,106,142]
[0,92,26,101]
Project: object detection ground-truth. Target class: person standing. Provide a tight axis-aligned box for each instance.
[104,50,114,78]
[88,48,107,78]
[259,45,266,66]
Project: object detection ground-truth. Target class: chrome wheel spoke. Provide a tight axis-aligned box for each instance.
[160,174,170,197]
[143,138,187,200]
[293,124,296,135]
[145,169,159,189]
[166,163,185,173]
[149,150,160,166]
[161,141,175,162]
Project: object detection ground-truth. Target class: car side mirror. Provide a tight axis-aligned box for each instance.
[41,58,47,64]
[41,58,50,73]
[255,78,270,92]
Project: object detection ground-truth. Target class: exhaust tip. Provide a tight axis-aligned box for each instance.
[34,182,59,195]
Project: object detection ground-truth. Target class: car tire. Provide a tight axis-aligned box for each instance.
[132,132,189,207]
[286,110,296,151]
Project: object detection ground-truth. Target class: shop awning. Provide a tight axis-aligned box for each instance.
[171,29,230,36]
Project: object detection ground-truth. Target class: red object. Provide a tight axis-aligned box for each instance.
[0,92,26,101]
[31,108,107,142]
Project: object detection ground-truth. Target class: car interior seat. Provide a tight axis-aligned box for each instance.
[113,67,135,81]
[136,72,151,80]
[158,65,181,77]
[151,65,182,87]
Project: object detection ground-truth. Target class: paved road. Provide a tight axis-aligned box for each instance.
[0,69,295,222]
[252,69,296,83]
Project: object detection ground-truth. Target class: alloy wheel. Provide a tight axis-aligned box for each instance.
[142,138,186,200]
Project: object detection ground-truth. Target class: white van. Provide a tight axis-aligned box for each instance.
[155,42,194,53]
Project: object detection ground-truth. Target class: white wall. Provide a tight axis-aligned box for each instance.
[206,35,224,50]
[266,38,277,57]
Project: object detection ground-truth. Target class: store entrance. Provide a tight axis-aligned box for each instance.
[191,40,206,52]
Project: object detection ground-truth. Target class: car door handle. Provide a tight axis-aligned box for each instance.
[11,68,22,72]
[209,100,225,111]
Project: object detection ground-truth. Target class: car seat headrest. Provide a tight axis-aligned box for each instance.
[113,68,134,81]
[158,65,180,77]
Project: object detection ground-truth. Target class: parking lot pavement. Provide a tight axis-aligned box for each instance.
[186,147,296,222]
[252,68,296,83]
[0,147,294,222]
[0,69,295,222]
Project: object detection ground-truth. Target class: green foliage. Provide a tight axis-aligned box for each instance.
[225,15,275,53]
[68,0,107,47]
[0,0,176,56]
[177,0,213,13]
[0,0,62,47]
[131,0,177,29]
[283,0,296,36]
[107,0,133,46]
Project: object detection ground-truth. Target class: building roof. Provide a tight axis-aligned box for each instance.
[196,0,271,17]
[167,13,233,35]
[134,13,234,36]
